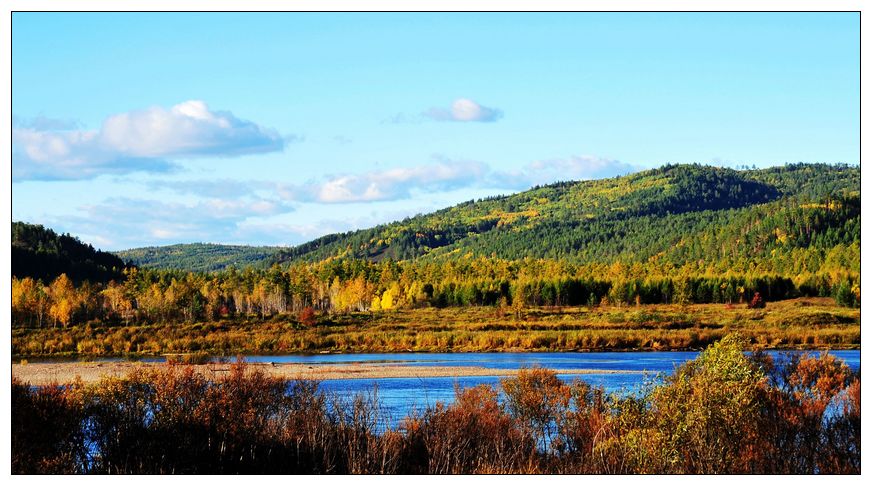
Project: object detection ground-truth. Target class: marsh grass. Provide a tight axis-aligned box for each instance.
[13,297,858,359]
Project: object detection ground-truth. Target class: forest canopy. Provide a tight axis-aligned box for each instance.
[11,164,860,332]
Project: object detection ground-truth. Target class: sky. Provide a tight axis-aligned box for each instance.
[11,12,859,251]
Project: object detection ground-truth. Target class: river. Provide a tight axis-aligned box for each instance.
[231,350,861,424]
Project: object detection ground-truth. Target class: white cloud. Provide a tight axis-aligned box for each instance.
[34,153,640,249]
[136,156,493,205]
[236,219,369,246]
[526,155,637,182]
[264,154,634,204]
[490,155,637,189]
[237,205,441,247]
[277,158,489,203]
[41,196,295,250]
[13,100,288,181]
[424,98,503,122]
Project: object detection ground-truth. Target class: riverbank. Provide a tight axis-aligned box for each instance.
[12,360,642,385]
[12,335,861,474]
[13,297,859,358]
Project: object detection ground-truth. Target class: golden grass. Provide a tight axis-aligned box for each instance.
[12,297,859,358]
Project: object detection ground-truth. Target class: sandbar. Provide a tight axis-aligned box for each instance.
[12,360,643,386]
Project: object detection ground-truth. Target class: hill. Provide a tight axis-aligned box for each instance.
[12,222,128,283]
[272,163,859,266]
[115,243,284,273]
[103,163,859,271]
[11,163,860,344]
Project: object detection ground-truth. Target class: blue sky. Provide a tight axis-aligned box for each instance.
[11,12,859,250]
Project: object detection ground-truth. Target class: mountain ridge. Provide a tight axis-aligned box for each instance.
[50,162,859,273]
[270,162,858,266]
[115,243,285,273]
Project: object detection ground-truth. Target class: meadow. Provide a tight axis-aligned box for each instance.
[13,297,859,359]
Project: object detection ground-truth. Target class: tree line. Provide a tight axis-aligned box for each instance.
[12,222,127,283]
[12,247,860,329]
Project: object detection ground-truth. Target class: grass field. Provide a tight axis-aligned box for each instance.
[12,297,859,359]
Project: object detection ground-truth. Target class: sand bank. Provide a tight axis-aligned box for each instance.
[12,360,641,386]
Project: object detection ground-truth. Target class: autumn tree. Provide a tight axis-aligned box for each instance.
[48,274,77,327]
[12,277,48,327]
[501,368,572,455]
[101,280,133,324]
[645,334,767,473]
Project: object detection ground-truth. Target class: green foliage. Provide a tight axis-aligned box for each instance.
[833,279,860,308]
[26,164,856,282]
[266,163,858,269]
[11,163,860,340]
[648,334,766,473]
[115,243,283,272]
[12,222,128,283]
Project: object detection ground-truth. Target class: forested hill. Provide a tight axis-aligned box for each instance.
[106,163,859,272]
[12,222,128,283]
[116,243,284,273]
[271,163,859,267]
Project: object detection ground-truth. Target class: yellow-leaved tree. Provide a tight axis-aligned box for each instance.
[48,273,76,327]
[380,282,400,311]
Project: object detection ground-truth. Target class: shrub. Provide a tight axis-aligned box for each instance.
[748,292,766,309]
[501,368,571,455]
[299,307,317,327]
[410,384,534,473]
[12,378,87,473]
[10,336,862,474]
[644,334,767,473]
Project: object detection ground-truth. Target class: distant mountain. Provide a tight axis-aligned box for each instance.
[271,163,859,266]
[73,163,859,273]
[12,222,128,283]
[115,243,284,272]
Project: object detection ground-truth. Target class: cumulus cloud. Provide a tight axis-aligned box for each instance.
[237,205,441,246]
[35,153,639,249]
[261,154,633,204]
[136,159,486,204]
[388,98,504,124]
[424,98,503,122]
[526,155,636,183]
[13,101,288,181]
[137,156,494,206]
[277,158,489,203]
[490,155,637,189]
[44,196,294,249]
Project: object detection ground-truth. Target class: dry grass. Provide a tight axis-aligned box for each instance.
[13,297,859,358]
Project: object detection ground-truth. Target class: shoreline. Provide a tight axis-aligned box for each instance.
[12,342,861,361]
[11,361,645,386]
[12,342,861,366]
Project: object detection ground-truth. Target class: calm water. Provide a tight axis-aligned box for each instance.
[233,350,861,424]
[37,350,860,425]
